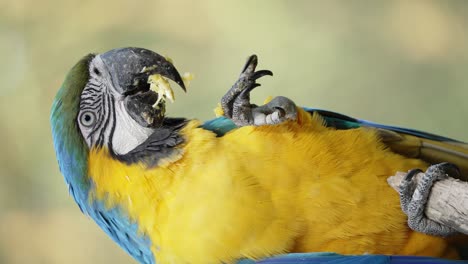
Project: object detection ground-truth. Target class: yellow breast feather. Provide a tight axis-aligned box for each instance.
[87,108,456,264]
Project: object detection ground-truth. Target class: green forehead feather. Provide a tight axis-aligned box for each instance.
[52,54,95,117]
[50,53,95,206]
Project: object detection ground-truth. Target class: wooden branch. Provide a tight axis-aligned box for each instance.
[387,172,468,235]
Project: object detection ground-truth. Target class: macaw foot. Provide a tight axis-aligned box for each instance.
[399,162,460,236]
[221,55,297,127]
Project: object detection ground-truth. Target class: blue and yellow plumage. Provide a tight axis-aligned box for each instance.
[50,48,468,264]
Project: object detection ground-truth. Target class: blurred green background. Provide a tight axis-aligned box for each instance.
[1,0,468,263]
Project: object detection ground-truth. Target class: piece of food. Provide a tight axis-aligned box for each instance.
[182,72,194,88]
[148,74,175,106]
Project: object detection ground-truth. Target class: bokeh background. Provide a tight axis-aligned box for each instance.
[1,0,468,263]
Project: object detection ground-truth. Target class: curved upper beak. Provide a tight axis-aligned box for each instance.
[100,47,186,95]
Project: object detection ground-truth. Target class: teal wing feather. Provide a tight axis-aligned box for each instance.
[201,116,237,137]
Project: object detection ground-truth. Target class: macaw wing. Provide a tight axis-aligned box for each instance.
[304,108,468,180]
[201,107,468,178]
[236,253,466,264]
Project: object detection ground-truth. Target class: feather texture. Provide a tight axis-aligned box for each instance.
[203,107,468,178]
[238,253,467,264]
[52,57,468,264]
[87,109,462,263]
[50,55,155,264]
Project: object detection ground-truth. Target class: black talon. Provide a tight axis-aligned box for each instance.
[240,83,262,100]
[222,54,296,127]
[221,55,273,120]
[252,70,273,80]
[273,106,286,117]
[235,83,261,102]
[431,162,461,179]
[241,55,258,73]
[405,169,423,181]
[249,83,262,90]
[238,87,251,101]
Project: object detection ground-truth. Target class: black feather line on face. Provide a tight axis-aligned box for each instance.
[107,94,117,153]
[80,86,109,148]
[112,117,187,168]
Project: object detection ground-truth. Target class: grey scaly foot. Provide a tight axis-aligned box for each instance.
[221,55,297,127]
[399,162,460,236]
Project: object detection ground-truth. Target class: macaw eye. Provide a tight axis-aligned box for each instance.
[80,111,96,127]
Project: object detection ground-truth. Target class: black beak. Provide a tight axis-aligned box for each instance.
[100,47,186,94]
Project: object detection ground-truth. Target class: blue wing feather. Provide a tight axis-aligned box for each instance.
[237,253,466,264]
[201,107,463,143]
[303,108,461,143]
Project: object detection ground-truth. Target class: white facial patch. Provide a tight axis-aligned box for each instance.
[111,99,154,155]
[78,55,155,154]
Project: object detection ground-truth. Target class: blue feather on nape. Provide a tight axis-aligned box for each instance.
[236,253,467,264]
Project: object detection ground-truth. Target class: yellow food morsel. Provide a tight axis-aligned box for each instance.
[182,72,195,88]
[148,74,175,105]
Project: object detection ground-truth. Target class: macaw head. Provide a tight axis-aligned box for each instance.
[51,46,187,201]
[50,48,187,263]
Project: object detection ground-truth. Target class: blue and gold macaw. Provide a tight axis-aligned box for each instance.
[50,47,468,264]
